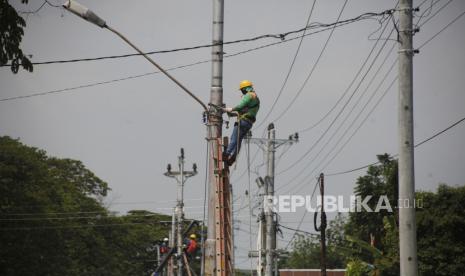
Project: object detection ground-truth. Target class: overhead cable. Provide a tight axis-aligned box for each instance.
[270,0,351,124]
[277,14,395,176]
[253,0,318,129]
[0,19,379,103]
[326,115,465,176]
[1,9,393,68]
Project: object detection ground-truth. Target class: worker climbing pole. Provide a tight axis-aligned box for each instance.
[222,80,260,166]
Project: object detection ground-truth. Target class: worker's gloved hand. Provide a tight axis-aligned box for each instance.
[223,107,233,113]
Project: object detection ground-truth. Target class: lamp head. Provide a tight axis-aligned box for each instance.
[63,0,107,28]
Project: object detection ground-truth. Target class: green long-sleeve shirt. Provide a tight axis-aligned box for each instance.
[232,92,260,123]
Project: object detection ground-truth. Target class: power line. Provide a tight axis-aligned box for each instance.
[307,0,456,177]
[1,9,392,68]
[316,72,397,174]
[280,56,397,196]
[284,177,319,250]
[0,19,377,103]
[416,0,453,28]
[243,1,367,187]
[277,14,395,176]
[322,4,465,177]
[278,224,319,237]
[288,42,397,188]
[0,221,168,231]
[284,74,397,195]
[236,8,394,185]
[0,213,163,221]
[270,0,350,124]
[18,0,61,14]
[270,0,442,153]
[297,17,396,134]
[253,0,318,130]
[262,14,396,194]
[275,0,440,142]
[418,8,465,49]
[326,115,465,176]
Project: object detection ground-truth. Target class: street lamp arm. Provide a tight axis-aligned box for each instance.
[63,0,208,112]
[105,26,208,112]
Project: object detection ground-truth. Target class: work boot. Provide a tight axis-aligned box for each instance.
[227,154,236,166]
[222,152,229,162]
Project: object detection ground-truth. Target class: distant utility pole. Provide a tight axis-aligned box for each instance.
[398,0,419,275]
[314,173,327,276]
[247,123,299,276]
[164,148,198,276]
[248,176,266,276]
[169,210,176,276]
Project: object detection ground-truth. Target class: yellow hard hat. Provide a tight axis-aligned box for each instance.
[190,234,197,239]
[239,80,253,90]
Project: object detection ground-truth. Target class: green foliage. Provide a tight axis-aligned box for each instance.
[344,154,399,276]
[345,154,465,275]
[0,0,33,73]
[416,185,465,276]
[0,136,171,275]
[286,234,321,269]
[284,213,347,269]
[346,259,370,276]
[345,154,398,253]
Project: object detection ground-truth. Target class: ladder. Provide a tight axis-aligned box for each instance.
[214,137,234,276]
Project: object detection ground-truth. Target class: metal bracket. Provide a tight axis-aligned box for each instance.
[398,49,420,55]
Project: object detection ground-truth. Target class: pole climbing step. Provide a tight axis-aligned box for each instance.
[213,137,233,276]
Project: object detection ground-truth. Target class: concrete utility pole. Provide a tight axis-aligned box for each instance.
[265,125,276,276]
[169,211,176,276]
[247,124,298,276]
[397,1,418,275]
[165,148,198,276]
[247,176,266,276]
[314,173,327,276]
[205,0,225,275]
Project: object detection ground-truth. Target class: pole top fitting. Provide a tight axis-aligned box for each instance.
[268,123,275,131]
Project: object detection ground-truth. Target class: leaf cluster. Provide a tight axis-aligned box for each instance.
[0,0,33,73]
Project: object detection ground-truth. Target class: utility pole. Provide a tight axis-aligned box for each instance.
[398,1,418,275]
[169,210,176,276]
[165,148,198,276]
[205,0,225,275]
[314,173,327,276]
[248,176,266,276]
[265,125,276,276]
[247,124,298,276]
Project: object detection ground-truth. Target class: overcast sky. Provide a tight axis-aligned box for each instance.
[2,0,464,270]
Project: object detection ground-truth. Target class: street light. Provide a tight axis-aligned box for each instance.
[63,0,208,111]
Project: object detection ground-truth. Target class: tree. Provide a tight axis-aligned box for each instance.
[284,213,347,269]
[0,136,172,275]
[344,154,399,276]
[0,0,33,73]
[345,154,398,248]
[416,185,465,276]
[345,154,465,275]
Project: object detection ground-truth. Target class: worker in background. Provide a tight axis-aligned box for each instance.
[184,233,198,258]
[223,80,260,166]
[159,237,169,255]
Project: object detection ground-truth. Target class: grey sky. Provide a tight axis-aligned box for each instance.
[1,0,464,269]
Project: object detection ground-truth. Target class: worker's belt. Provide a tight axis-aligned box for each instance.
[241,115,256,123]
